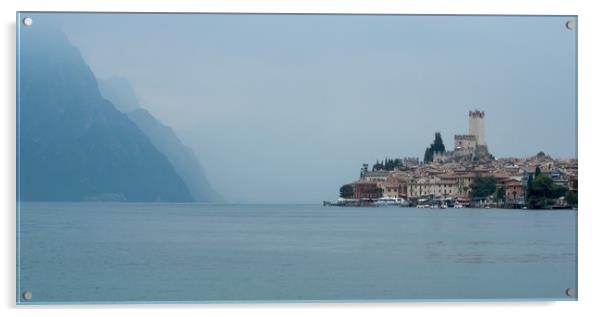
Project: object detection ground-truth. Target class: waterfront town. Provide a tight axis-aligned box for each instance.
[330,110,578,209]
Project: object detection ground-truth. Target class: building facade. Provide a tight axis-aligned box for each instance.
[502,179,525,204]
[407,176,460,199]
[454,134,477,151]
[351,180,383,199]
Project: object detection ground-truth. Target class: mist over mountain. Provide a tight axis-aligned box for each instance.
[18,27,192,202]
[97,76,141,113]
[97,77,221,202]
[129,109,222,202]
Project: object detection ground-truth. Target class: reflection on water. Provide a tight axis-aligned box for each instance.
[18,203,577,303]
[425,239,574,264]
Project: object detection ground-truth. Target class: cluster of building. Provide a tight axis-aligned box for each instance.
[344,110,578,207]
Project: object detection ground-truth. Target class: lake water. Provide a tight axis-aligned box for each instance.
[17,203,577,303]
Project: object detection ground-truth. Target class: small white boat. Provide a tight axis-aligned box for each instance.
[374,196,409,207]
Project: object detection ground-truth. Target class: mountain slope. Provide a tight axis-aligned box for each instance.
[127,109,222,202]
[97,76,141,113]
[18,26,192,202]
[97,77,221,202]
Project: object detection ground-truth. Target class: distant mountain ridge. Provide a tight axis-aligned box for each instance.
[98,77,221,202]
[97,77,141,113]
[18,27,192,202]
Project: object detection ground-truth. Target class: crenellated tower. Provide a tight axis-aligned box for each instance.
[469,110,486,146]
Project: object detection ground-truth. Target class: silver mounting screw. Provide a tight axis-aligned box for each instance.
[22,291,33,301]
[565,288,576,297]
[22,17,33,27]
[565,20,575,30]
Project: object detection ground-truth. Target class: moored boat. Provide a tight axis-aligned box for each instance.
[374,196,409,207]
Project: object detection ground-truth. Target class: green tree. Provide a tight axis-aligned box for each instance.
[566,191,578,206]
[527,174,568,209]
[382,158,404,171]
[424,147,433,163]
[535,166,542,177]
[432,132,446,153]
[526,174,533,200]
[372,160,383,171]
[495,185,506,203]
[470,176,497,198]
[374,158,404,171]
[339,184,354,198]
[423,132,446,163]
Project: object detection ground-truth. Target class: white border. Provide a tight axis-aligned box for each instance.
[2,1,600,316]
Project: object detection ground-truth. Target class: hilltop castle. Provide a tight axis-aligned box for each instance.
[433,110,491,163]
[468,110,486,146]
[342,109,577,207]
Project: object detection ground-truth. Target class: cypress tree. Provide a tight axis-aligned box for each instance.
[527,174,533,200]
[433,132,446,153]
[423,132,446,163]
[424,148,433,163]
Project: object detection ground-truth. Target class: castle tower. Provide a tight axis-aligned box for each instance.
[469,110,485,145]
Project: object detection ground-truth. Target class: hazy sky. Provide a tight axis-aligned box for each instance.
[29,13,577,203]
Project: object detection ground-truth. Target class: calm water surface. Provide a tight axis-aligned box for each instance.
[17,203,577,303]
